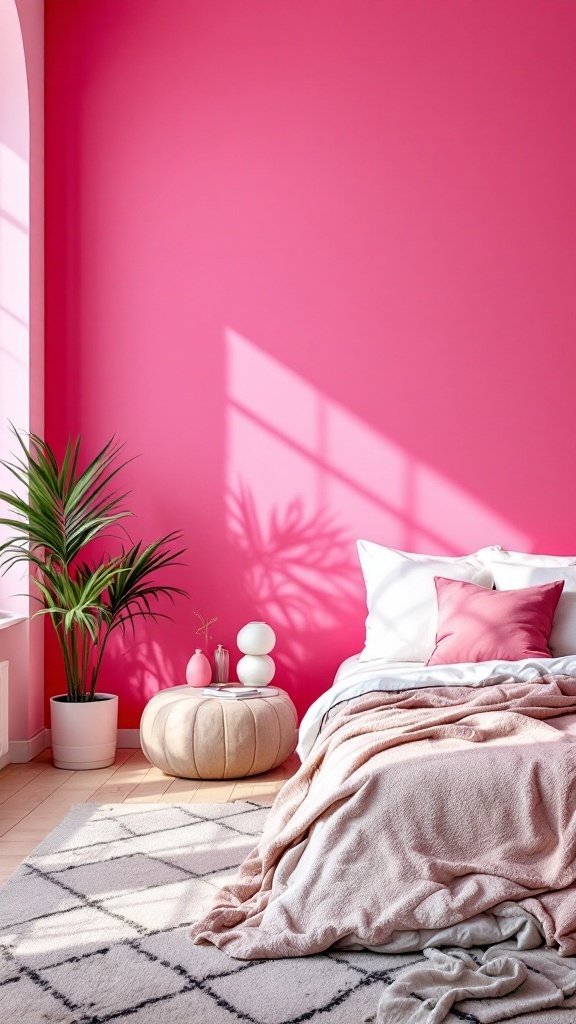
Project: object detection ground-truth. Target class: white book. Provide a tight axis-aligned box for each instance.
[202,685,280,700]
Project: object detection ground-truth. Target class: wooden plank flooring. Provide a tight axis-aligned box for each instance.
[0,748,300,885]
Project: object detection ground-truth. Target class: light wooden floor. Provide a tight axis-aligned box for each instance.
[0,748,300,886]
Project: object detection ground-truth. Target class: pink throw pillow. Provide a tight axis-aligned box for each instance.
[426,576,564,666]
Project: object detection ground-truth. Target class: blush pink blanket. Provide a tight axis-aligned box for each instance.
[190,675,576,959]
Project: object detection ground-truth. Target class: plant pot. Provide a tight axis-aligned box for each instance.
[50,693,119,770]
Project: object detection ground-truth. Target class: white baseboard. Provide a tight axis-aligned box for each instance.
[9,727,50,763]
[7,727,141,763]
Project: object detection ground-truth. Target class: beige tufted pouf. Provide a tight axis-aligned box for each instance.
[140,685,298,780]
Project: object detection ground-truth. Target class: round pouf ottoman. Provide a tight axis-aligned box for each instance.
[140,685,298,780]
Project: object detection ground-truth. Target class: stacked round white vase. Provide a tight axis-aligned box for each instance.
[236,621,276,686]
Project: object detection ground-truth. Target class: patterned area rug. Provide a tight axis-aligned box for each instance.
[0,801,573,1024]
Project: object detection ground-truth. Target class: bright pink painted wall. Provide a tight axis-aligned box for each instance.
[45,0,576,726]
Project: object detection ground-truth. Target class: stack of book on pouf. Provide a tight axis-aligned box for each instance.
[203,685,280,699]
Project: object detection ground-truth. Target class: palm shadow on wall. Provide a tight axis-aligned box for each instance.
[108,629,181,718]
[227,481,364,707]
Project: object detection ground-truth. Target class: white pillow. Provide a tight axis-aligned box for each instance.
[478,548,576,568]
[491,562,576,657]
[357,540,495,663]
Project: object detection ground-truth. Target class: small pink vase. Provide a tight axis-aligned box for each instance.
[186,648,212,688]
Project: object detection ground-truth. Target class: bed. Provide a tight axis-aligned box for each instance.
[298,652,576,761]
[191,543,576,1020]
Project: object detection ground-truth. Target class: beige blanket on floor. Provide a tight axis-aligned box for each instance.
[376,947,576,1023]
[191,676,576,962]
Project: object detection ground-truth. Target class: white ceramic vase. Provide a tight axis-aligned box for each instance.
[237,653,276,687]
[236,621,277,687]
[50,693,118,770]
[237,621,276,655]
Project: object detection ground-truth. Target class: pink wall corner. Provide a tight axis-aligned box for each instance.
[44,0,576,725]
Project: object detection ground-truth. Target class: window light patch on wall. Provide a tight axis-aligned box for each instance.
[224,327,530,677]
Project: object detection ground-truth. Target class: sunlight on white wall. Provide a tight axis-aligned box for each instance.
[225,327,530,643]
[0,146,29,328]
[0,142,30,614]
[0,143,28,228]
[0,215,29,323]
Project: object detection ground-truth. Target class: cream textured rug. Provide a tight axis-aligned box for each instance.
[0,801,574,1024]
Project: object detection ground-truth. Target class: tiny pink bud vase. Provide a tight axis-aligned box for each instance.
[186,649,212,688]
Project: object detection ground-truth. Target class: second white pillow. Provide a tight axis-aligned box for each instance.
[357,540,495,663]
[491,561,576,657]
[477,549,576,568]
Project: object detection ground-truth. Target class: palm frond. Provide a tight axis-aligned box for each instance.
[0,429,134,567]
[106,532,187,635]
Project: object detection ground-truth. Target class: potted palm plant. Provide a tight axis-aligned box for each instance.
[0,430,186,769]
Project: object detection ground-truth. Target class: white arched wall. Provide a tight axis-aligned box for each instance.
[0,0,44,758]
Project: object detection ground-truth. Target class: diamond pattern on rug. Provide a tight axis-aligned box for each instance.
[0,867,81,929]
[0,968,81,1024]
[209,955,371,1023]
[51,851,192,900]
[1,802,402,1024]
[43,941,186,1019]
[104,876,217,932]
[1,902,142,968]
[0,801,564,1024]
[119,983,250,1024]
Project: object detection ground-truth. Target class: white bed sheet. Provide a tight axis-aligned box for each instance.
[297,653,576,760]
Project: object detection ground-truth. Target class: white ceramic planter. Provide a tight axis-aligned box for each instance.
[50,693,118,770]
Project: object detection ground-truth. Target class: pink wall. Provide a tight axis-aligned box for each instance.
[45,0,576,726]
